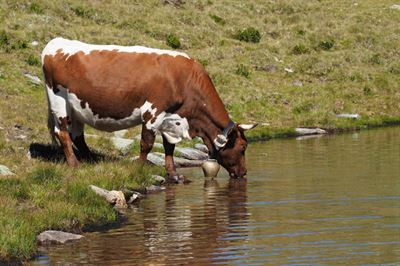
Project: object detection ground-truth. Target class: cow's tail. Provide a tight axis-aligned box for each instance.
[43,67,58,147]
[47,106,58,147]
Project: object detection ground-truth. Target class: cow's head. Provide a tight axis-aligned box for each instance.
[214,122,257,178]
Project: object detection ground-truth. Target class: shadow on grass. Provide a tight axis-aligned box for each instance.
[29,143,119,164]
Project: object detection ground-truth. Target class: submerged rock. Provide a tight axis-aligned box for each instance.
[0,165,15,176]
[146,185,166,193]
[295,128,327,136]
[37,230,84,245]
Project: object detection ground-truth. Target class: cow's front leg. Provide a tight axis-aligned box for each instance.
[139,124,156,162]
[162,135,180,183]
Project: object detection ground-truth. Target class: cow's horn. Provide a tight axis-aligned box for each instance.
[238,123,258,131]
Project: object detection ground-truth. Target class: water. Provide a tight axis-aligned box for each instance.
[33,127,400,265]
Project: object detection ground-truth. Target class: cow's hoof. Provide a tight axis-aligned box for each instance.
[166,175,180,184]
[68,159,80,168]
[166,174,191,184]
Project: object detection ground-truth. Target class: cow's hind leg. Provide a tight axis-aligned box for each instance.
[55,117,80,167]
[70,118,93,161]
[46,83,79,167]
[139,124,155,162]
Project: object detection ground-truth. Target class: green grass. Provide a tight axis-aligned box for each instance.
[0,0,400,261]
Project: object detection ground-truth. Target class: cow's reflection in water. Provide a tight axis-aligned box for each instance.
[140,178,249,265]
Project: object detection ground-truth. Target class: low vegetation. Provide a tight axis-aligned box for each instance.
[0,0,399,262]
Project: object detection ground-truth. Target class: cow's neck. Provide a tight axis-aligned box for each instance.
[177,64,232,156]
[187,93,231,158]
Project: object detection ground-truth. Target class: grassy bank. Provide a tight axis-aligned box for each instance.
[0,157,164,262]
[0,0,400,262]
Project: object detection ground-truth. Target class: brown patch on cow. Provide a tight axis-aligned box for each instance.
[43,49,194,120]
[142,110,153,122]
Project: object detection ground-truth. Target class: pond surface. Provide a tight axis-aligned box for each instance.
[33,127,400,265]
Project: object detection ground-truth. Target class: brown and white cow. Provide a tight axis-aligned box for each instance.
[42,38,256,180]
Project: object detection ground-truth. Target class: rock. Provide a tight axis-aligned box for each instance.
[295,128,327,136]
[133,152,204,167]
[255,64,277,73]
[153,152,204,167]
[175,147,208,160]
[173,157,204,167]
[0,165,14,176]
[153,142,163,149]
[37,230,84,245]
[146,185,166,193]
[274,56,283,63]
[89,185,127,208]
[390,4,400,9]
[194,143,208,153]
[146,153,165,166]
[111,137,134,151]
[336,113,360,119]
[151,175,166,184]
[293,80,303,87]
[24,73,41,85]
[113,129,128,138]
[31,40,39,46]
[127,192,142,204]
[284,67,294,73]
[15,134,27,140]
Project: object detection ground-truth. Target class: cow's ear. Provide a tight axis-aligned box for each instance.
[238,123,258,131]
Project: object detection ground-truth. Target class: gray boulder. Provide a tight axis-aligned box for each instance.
[194,143,208,153]
[111,137,134,151]
[37,230,84,245]
[151,175,166,184]
[295,128,327,136]
[175,147,208,160]
[146,153,165,166]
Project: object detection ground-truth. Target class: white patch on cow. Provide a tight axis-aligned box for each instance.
[46,86,191,144]
[65,89,143,132]
[42,37,190,63]
[158,114,191,144]
[139,102,191,144]
[46,84,69,134]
